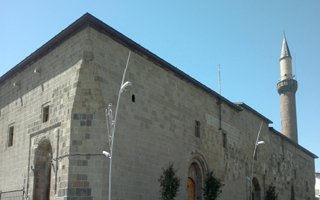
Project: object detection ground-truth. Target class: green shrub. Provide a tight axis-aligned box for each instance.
[265,184,278,200]
[158,163,180,200]
[203,171,223,200]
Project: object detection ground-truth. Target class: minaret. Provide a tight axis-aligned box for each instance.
[277,34,298,143]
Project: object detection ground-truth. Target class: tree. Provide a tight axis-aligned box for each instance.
[265,184,278,200]
[158,163,180,200]
[203,171,223,200]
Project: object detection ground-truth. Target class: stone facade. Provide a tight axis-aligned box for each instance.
[316,172,320,199]
[0,13,317,200]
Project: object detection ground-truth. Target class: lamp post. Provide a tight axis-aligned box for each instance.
[103,51,132,200]
[249,122,265,200]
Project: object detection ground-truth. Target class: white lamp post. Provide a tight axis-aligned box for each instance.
[249,122,265,200]
[103,51,132,200]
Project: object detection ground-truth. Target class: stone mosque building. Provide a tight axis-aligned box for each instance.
[0,13,317,199]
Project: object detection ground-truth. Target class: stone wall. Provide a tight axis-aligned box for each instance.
[0,28,87,199]
[68,27,315,199]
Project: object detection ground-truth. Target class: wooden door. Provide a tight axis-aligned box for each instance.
[188,177,195,200]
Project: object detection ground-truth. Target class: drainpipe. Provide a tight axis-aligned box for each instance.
[25,134,32,199]
[54,129,60,194]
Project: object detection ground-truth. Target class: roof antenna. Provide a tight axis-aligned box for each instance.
[218,64,222,95]
[217,64,222,130]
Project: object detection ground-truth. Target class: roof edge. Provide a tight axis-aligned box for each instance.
[269,127,318,159]
[0,13,241,111]
[235,102,273,124]
[0,13,93,83]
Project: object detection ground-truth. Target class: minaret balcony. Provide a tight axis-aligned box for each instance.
[277,79,298,94]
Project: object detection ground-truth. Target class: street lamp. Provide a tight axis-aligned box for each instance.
[256,141,265,145]
[103,51,132,200]
[249,122,265,200]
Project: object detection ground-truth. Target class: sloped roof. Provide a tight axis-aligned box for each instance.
[235,102,272,124]
[0,13,240,111]
[269,127,318,159]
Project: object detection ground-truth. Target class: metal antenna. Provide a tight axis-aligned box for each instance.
[218,64,222,95]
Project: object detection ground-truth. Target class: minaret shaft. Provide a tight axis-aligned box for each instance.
[280,58,293,80]
[277,34,298,143]
[279,91,298,142]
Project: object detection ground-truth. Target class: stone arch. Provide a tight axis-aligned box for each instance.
[33,139,52,200]
[188,153,208,200]
[252,177,261,200]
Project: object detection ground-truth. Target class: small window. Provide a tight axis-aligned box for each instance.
[222,132,227,148]
[42,105,50,122]
[132,94,135,103]
[195,120,200,138]
[8,126,14,147]
[254,149,258,160]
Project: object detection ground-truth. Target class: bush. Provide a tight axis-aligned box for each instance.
[158,163,180,200]
[265,184,278,200]
[203,171,223,200]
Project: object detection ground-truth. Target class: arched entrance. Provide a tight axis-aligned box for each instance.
[33,140,52,200]
[188,163,203,200]
[252,177,261,200]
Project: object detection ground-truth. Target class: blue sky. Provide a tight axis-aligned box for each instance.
[0,1,319,171]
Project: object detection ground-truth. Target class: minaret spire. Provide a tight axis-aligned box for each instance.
[280,33,292,60]
[277,34,298,143]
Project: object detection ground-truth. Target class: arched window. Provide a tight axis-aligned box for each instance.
[33,140,52,200]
